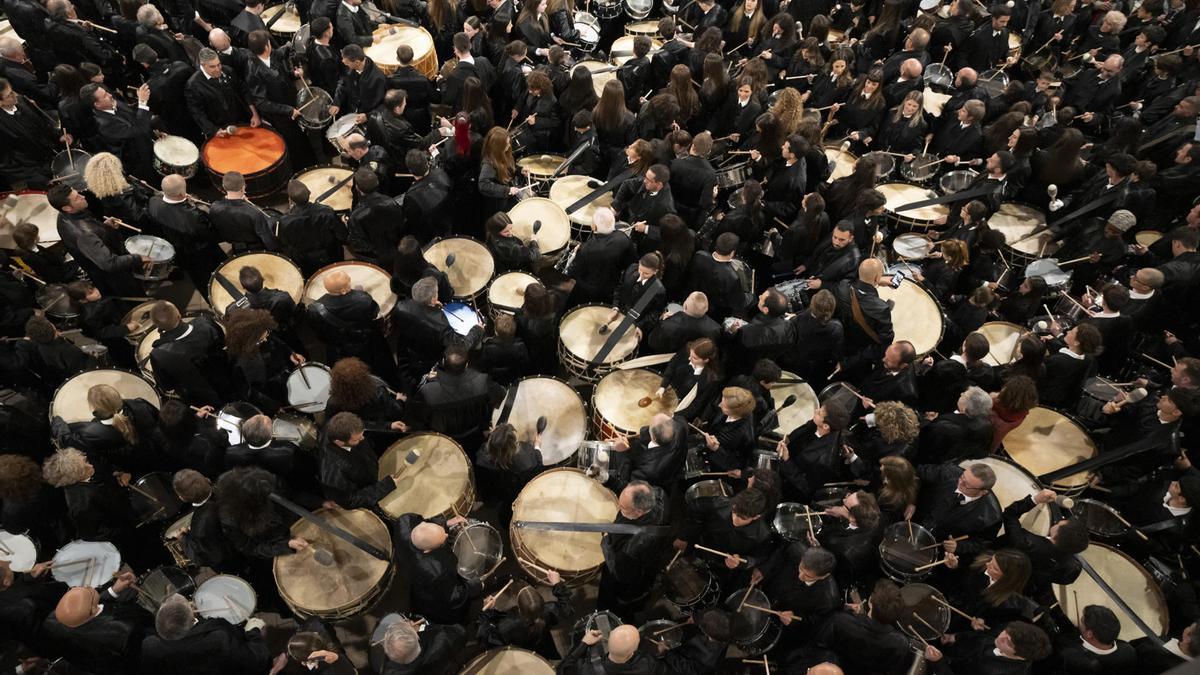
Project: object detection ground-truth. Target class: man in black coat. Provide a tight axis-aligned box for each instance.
[832,259,894,373]
[386,45,437,132]
[148,301,234,408]
[392,511,481,623]
[799,222,862,291]
[334,0,377,47]
[0,38,56,108]
[244,31,315,168]
[367,89,424,161]
[647,293,721,354]
[400,150,452,242]
[346,168,403,268]
[307,269,393,379]
[676,487,774,584]
[49,186,147,297]
[0,559,67,650]
[43,0,117,68]
[305,18,342,93]
[230,0,268,44]
[277,180,345,276]
[914,462,1003,541]
[650,18,691,89]
[758,547,841,643]
[208,171,280,251]
[412,347,503,447]
[223,414,298,476]
[560,624,668,674]
[685,233,747,320]
[959,5,1014,71]
[809,580,913,674]
[83,81,158,184]
[133,45,201,143]
[669,133,717,228]
[598,482,672,615]
[568,207,638,305]
[0,78,67,188]
[614,163,677,252]
[317,412,398,509]
[392,277,481,378]
[617,36,653,111]
[186,48,256,139]
[1056,605,1138,675]
[140,593,270,674]
[172,469,239,572]
[777,401,851,501]
[762,136,809,223]
[1001,490,1087,594]
[1133,622,1200,674]
[926,620,1054,675]
[930,99,985,162]
[859,340,920,410]
[329,44,387,119]
[41,574,151,675]
[374,614,465,674]
[729,288,794,371]
[609,414,689,491]
[441,32,496,111]
[916,386,994,464]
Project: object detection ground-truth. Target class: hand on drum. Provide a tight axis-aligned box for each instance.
[250,111,261,128]
[582,629,604,645]
[112,570,137,593]
[924,645,944,662]
[288,537,309,552]
[305,651,339,665]
[328,105,340,117]
[1033,489,1057,505]
[322,500,339,510]
[30,561,52,578]
[806,530,820,548]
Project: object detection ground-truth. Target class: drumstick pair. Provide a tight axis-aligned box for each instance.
[105,217,142,233]
[693,544,745,564]
[930,595,987,628]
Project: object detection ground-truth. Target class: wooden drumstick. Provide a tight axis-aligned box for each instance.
[913,611,939,636]
[482,579,514,610]
[905,624,932,648]
[687,421,708,435]
[737,577,759,611]
[106,217,143,233]
[913,558,949,572]
[70,18,118,33]
[742,657,773,674]
[11,268,46,285]
[296,96,323,113]
[931,595,985,627]
[1110,510,1151,541]
[742,603,787,618]
[64,135,73,164]
[1140,352,1173,370]
[1056,255,1093,266]
[517,556,553,575]
[693,544,745,563]
[1032,601,1059,623]
[224,593,250,616]
[918,535,968,551]
[906,519,914,542]
[653,622,684,636]
[124,482,160,502]
[665,548,684,572]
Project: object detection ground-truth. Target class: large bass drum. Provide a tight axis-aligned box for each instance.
[50,369,160,423]
[274,508,392,619]
[510,468,618,585]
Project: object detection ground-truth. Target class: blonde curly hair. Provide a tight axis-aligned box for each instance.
[84,152,130,199]
[769,87,808,137]
[873,401,920,444]
[43,447,93,487]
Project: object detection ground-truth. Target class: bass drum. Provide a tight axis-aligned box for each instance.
[50,369,160,423]
[1054,543,1168,641]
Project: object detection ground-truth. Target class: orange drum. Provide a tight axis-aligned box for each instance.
[366,25,438,78]
[201,126,290,198]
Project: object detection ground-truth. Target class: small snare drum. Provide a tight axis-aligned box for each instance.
[286,362,332,413]
[879,521,938,581]
[892,233,933,260]
[195,574,257,624]
[153,136,201,177]
[452,521,504,580]
[325,114,364,153]
[124,235,175,281]
[0,531,38,572]
[52,540,121,588]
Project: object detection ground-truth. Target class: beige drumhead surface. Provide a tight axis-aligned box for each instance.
[517,155,566,177]
[560,306,638,365]
[425,238,495,299]
[963,457,1050,535]
[572,60,617,99]
[977,321,1024,366]
[153,136,200,164]
[304,262,397,318]
[771,371,819,435]
[488,272,538,312]
[260,3,301,31]
[922,88,951,117]
[491,378,587,465]
[549,175,614,226]
[367,25,434,71]
[121,301,158,340]
[378,433,472,518]
[52,370,161,423]
[274,508,391,614]
[295,166,355,212]
[611,35,660,66]
[594,369,676,433]
[511,469,618,572]
[1054,543,1168,642]
[990,203,1056,257]
[460,647,555,674]
[1134,230,1162,247]
[4,192,60,244]
[209,252,304,315]
[1004,407,1096,489]
[508,198,571,255]
[876,280,942,355]
[879,183,948,222]
[824,147,857,183]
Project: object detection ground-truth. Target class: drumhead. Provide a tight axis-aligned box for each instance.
[770,371,818,435]
[1003,407,1096,490]
[559,305,638,365]
[593,369,676,435]
[723,588,771,643]
[892,233,932,260]
[511,468,618,575]
[51,369,160,423]
[424,238,495,299]
[823,146,857,183]
[378,433,472,518]
[487,272,539,312]
[508,198,571,255]
[1054,543,1168,641]
[962,457,1051,535]
[52,540,121,587]
[922,88,951,117]
[294,165,354,212]
[130,471,185,524]
[1082,377,1123,402]
[195,574,257,623]
[1070,499,1128,538]
[990,203,1056,257]
[900,583,951,641]
[286,362,332,413]
[878,521,938,578]
[0,192,60,245]
[304,261,397,318]
[492,377,587,464]
[366,25,434,71]
[201,126,286,175]
[0,531,37,571]
[124,235,175,262]
[325,114,361,141]
[1135,230,1163,247]
[611,35,660,66]
[976,321,1024,366]
[876,280,943,355]
[209,252,305,316]
[275,508,390,617]
[153,136,200,165]
[453,522,504,579]
[459,647,556,674]
[879,183,948,223]
[549,175,613,226]
[296,88,334,129]
[517,155,567,177]
[260,3,301,32]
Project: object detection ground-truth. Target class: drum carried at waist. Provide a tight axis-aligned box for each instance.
[424,237,495,304]
[510,468,619,585]
[508,197,572,264]
[293,165,355,212]
[492,377,588,465]
[879,183,948,231]
[274,508,392,619]
[879,521,938,581]
[153,135,201,178]
[378,432,474,519]
[124,235,175,282]
[549,174,615,238]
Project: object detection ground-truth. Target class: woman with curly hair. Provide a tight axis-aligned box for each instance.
[325,357,408,434]
[82,152,152,228]
[42,447,133,542]
[215,466,309,561]
[768,86,807,137]
[223,308,305,413]
[847,401,919,481]
[0,454,66,550]
[49,383,163,474]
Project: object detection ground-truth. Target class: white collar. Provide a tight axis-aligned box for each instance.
[258,55,272,67]
[1164,491,1192,516]
[951,354,967,365]
[1,106,15,115]
[955,488,983,504]
[220,47,233,55]
[342,1,359,11]
[167,323,194,340]
[100,107,117,115]
[1130,288,1154,299]
[192,495,210,507]
[204,70,220,80]
[647,440,659,449]
[1093,310,1120,318]
[248,440,271,450]
[1059,347,1085,360]
[1081,638,1118,655]
[692,365,704,375]
[460,54,475,64]
[1164,638,1193,660]
[99,417,115,426]
[163,195,188,204]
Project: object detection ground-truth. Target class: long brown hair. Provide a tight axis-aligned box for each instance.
[665,64,699,123]
[877,456,918,511]
[971,550,1031,607]
[428,0,455,32]
[592,79,629,135]
[482,127,515,183]
[730,0,765,41]
[486,423,520,469]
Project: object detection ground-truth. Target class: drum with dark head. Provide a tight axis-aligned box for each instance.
[129,471,185,526]
[773,502,825,541]
[900,583,951,647]
[1076,377,1123,427]
[135,566,195,614]
[1069,499,1130,539]
[663,557,720,609]
[879,521,938,581]
[723,588,782,656]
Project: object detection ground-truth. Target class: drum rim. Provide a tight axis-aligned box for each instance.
[876,278,947,355]
[303,260,396,319]
[201,126,288,178]
[487,271,540,304]
[879,521,937,577]
[209,251,306,315]
[285,361,332,412]
[460,646,556,674]
[510,467,618,576]
[378,431,474,519]
[723,588,774,642]
[49,368,160,422]
[422,236,496,299]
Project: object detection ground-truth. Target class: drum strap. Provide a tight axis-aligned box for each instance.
[1037,430,1178,484]
[263,5,289,29]
[315,174,355,205]
[268,493,391,561]
[565,169,633,214]
[894,183,998,212]
[1074,553,1166,648]
[1138,516,1186,534]
[213,271,250,309]
[849,290,882,344]
[1047,184,1126,228]
[514,520,672,534]
[551,136,597,180]
[495,381,521,426]
[589,280,662,369]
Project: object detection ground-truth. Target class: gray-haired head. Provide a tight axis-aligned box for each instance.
[155,593,195,640]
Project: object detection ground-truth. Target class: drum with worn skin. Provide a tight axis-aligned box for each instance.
[275,508,391,619]
[824,144,857,183]
[459,647,556,674]
[877,279,944,356]
[286,362,332,413]
[1003,407,1096,493]
[518,154,568,188]
[508,197,571,263]
[201,126,290,198]
[549,174,614,237]
[452,521,505,580]
[879,183,948,230]
[121,301,158,345]
[124,235,175,281]
[196,574,257,623]
[260,3,301,38]
[366,25,438,77]
[572,59,617,99]
[293,165,355,212]
[899,152,942,185]
[135,566,195,614]
[153,135,201,177]
[0,531,38,572]
[378,432,474,519]
[922,88,951,117]
[892,233,933,261]
[977,321,1024,366]
[557,305,639,381]
[879,521,938,581]
[1054,543,1168,641]
[491,377,588,465]
[304,261,397,318]
[769,371,818,435]
[50,369,160,423]
[592,368,676,439]
[510,468,619,585]
[209,252,305,316]
[424,237,495,303]
[624,19,659,35]
[486,272,539,321]
[575,12,602,49]
[990,202,1056,265]
[325,114,364,154]
[610,35,661,66]
[1135,230,1163,247]
[663,556,720,608]
[52,540,121,587]
[962,457,1051,536]
[0,191,59,246]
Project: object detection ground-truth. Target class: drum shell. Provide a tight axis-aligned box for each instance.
[36,284,80,323]
[899,152,942,185]
[624,20,659,36]
[592,0,621,19]
[716,162,752,190]
[879,182,947,231]
[510,468,619,585]
[684,479,732,511]
[124,235,176,281]
[1075,377,1122,427]
[772,502,824,542]
[296,87,334,130]
[862,152,896,182]
[938,169,978,195]
[153,136,201,178]
[453,522,504,580]
[201,126,291,198]
[136,566,195,614]
[623,0,652,19]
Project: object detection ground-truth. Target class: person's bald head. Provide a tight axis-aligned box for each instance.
[859,258,884,285]
[607,625,640,662]
[410,522,447,551]
[161,174,187,199]
[208,28,231,50]
[807,664,845,675]
[900,58,923,79]
[323,270,351,295]
[56,587,101,628]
